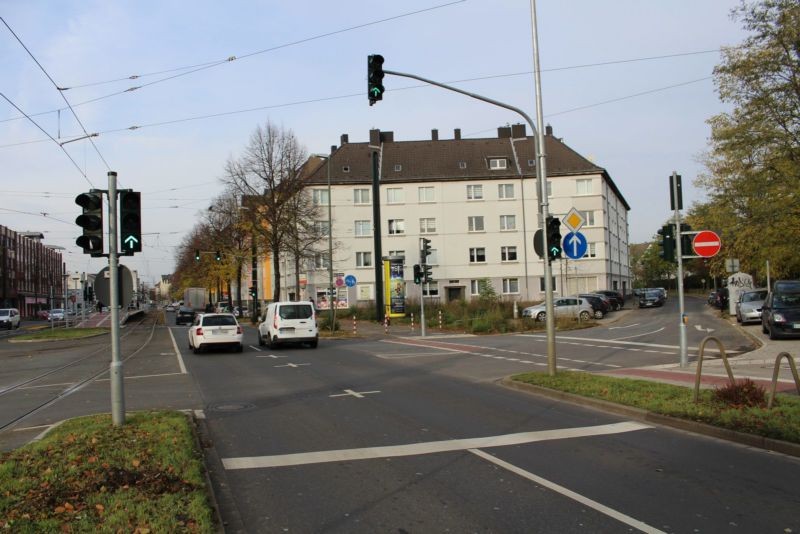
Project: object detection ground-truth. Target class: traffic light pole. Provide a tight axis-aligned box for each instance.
[671,171,688,368]
[108,171,125,426]
[382,68,557,373]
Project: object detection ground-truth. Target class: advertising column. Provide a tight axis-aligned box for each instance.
[384,258,406,318]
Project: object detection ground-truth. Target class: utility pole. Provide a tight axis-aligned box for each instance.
[108,171,125,426]
[671,171,688,368]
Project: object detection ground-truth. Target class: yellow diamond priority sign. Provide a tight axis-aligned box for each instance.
[563,207,585,233]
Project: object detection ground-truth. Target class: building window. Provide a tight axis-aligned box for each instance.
[459,161,467,169]
[356,252,372,267]
[489,158,507,170]
[394,164,402,172]
[314,220,330,236]
[469,247,486,263]
[468,216,485,232]
[342,165,350,173]
[576,179,592,195]
[418,186,435,203]
[501,246,517,262]
[470,280,480,295]
[528,159,535,167]
[419,218,436,234]
[466,184,483,200]
[388,219,405,235]
[388,250,405,261]
[502,278,519,294]
[354,189,370,205]
[354,220,372,237]
[539,276,557,292]
[422,281,439,297]
[312,189,329,206]
[313,253,330,269]
[583,243,597,258]
[387,188,404,204]
[580,210,595,226]
[498,184,514,199]
[499,215,516,231]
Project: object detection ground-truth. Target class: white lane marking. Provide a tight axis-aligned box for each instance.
[612,327,665,341]
[375,352,457,359]
[19,382,75,390]
[329,389,381,399]
[608,323,640,330]
[469,449,665,534]
[222,421,651,470]
[97,372,183,381]
[257,354,287,359]
[167,327,188,374]
[249,345,263,351]
[274,363,309,368]
[517,334,738,354]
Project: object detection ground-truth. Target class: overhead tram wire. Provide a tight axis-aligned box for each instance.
[0,92,94,187]
[0,0,467,124]
[0,16,111,172]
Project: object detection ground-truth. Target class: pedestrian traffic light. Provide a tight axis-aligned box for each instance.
[421,237,432,263]
[195,250,200,261]
[367,54,385,106]
[413,264,422,284]
[680,223,693,256]
[248,286,255,298]
[215,251,221,261]
[75,191,104,256]
[546,216,562,261]
[119,190,142,255]
[657,224,675,262]
[423,263,433,283]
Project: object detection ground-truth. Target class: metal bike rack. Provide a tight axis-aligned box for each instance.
[693,336,736,403]
[767,352,800,409]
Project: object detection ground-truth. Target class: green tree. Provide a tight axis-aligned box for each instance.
[695,0,800,279]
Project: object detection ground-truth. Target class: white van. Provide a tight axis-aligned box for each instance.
[0,308,20,329]
[258,301,318,348]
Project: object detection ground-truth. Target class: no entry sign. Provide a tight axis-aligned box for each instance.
[692,230,721,258]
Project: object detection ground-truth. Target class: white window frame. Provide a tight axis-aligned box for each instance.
[576,179,592,195]
[354,220,372,237]
[422,281,439,297]
[583,243,597,259]
[502,278,520,294]
[354,188,370,205]
[312,189,329,206]
[498,183,515,200]
[388,219,405,235]
[419,218,436,234]
[388,250,405,261]
[499,215,516,231]
[418,186,435,203]
[468,216,485,233]
[489,158,508,170]
[313,253,330,269]
[466,184,484,201]
[501,246,518,262]
[386,188,404,204]
[356,251,372,268]
[314,220,330,236]
[470,280,480,295]
[469,247,486,263]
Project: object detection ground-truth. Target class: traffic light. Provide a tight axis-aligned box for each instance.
[423,263,433,283]
[657,224,676,262]
[680,223,692,256]
[413,264,422,284]
[367,54,385,106]
[75,191,104,256]
[421,237,432,263]
[546,216,562,261]
[215,251,221,261]
[119,190,142,255]
[248,286,255,298]
[195,250,200,261]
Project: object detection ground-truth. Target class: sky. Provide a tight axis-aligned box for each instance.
[0,0,749,286]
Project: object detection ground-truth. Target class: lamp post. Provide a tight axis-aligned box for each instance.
[311,151,335,331]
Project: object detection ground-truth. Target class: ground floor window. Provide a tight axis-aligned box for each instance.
[502,278,519,294]
[422,282,439,297]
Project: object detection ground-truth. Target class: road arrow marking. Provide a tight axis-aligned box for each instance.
[609,323,640,330]
[694,325,714,333]
[274,362,308,368]
[329,389,380,399]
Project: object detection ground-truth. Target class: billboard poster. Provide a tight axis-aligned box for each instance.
[384,258,406,317]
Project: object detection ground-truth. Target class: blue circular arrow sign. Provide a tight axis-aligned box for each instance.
[562,231,588,259]
[344,274,357,287]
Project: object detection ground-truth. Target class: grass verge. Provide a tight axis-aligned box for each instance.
[0,411,215,532]
[511,371,800,444]
[11,328,109,342]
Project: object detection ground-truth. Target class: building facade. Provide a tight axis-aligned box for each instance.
[0,226,65,317]
[283,124,631,306]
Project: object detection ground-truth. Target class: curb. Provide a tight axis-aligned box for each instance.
[499,377,800,459]
[7,331,109,344]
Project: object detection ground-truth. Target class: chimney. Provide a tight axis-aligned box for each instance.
[511,123,526,138]
[369,128,381,146]
[454,128,461,140]
[330,145,337,154]
[431,129,438,141]
[545,124,553,136]
[381,131,394,143]
[340,134,349,145]
[497,126,512,139]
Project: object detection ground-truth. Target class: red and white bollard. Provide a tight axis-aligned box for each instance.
[353,315,357,336]
[411,313,415,332]
[438,309,443,331]
[384,314,389,334]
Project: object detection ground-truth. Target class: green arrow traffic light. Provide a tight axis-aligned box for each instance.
[367,54,385,106]
[119,191,142,255]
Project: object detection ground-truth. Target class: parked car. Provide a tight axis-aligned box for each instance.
[761,280,800,340]
[187,313,243,353]
[522,297,594,322]
[258,301,318,348]
[36,309,50,320]
[578,294,609,319]
[48,308,65,321]
[0,308,20,329]
[735,289,768,324]
[175,306,196,326]
[595,290,624,310]
[638,288,665,308]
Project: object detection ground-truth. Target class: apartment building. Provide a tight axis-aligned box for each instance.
[294,124,631,305]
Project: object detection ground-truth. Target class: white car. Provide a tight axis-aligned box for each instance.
[258,301,318,348]
[0,308,20,329]
[49,308,65,321]
[187,313,243,354]
[522,296,594,322]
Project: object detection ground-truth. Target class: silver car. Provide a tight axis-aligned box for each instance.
[522,296,594,321]
[736,289,768,324]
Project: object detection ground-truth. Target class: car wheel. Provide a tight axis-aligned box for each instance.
[536,312,546,322]
[268,335,277,349]
[594,310,604,319]
[258,332,265,346]
[236,344,243,353]
[310,339,318,348]
[736,312,742,323]
[579,311,591,321]
[193,345,201,354]
[768,324,779,340]
[762,321,769,334]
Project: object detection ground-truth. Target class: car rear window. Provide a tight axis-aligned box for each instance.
[202,315,237,326]
[0,310,8,317]
[278,304,313,320]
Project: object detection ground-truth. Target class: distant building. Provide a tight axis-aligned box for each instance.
[283,124,631,306]
[155,274,173,303]
[0,226,65,317]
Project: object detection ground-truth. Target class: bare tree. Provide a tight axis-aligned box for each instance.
[205,187,249,311]
[221,121,311,301]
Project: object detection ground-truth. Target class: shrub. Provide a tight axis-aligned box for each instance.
[713,379,767,408]
[317,315,340,332]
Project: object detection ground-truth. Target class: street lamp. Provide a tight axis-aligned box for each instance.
[311,151,335,331]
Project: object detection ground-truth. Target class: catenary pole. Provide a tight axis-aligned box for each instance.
[108,171,125,426]
[671,171,688,368]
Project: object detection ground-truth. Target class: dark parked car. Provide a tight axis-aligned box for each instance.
[638,289,665,308]
[578,294,609,319]
[761,280,800,340]
[595,290,624,311]
[175,306,196,326]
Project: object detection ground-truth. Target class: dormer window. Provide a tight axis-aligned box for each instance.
[459,161,467,169]
[528,159,535,167]
[489,158,508,170]
[342,165,351,173]
[394,164,402,172]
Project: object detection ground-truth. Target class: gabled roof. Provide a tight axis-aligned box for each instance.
[305,126,630,210]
